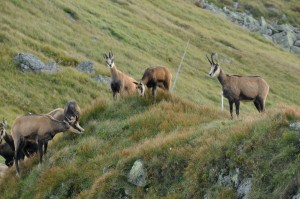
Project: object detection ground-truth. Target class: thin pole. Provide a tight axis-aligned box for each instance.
[221,91,224,111]
[171,40,190,93]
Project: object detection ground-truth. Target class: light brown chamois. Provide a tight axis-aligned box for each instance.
[206,53,269,119]
[136,66,172,98]
[103,50,138,99]
[0,119,38,163]
[11,114,83,177]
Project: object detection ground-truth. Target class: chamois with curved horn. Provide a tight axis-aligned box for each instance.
[103,50,138,99]
[135,66,172,98]
[11,114,83,177]
[44,100,84,154]
[206,53,269,119]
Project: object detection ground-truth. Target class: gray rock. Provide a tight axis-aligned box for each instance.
[291,46,300,55]
[274,24,295,33]
[13,53,61,73]
[260,16,267,27]
[127,159,147,187]
[292,193,300,199]
[294,40,300,47]
[290,122,300,131]
[93,74,111,85]
[272,31,296,50]
[76,61,94,74]
[237,178,252,199]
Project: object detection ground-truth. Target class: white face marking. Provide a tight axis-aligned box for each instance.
[209,64,220,77]
[137,83,145,96]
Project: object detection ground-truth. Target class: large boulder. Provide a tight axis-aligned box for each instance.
[291,46,300,55]
[13,53,61,73]
[127,159,147,187]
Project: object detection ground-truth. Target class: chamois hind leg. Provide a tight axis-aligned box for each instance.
[14,138,22,177]
[253,99,261,112]
[235,100,240,118]
[37,140,44,166]
[44,142,48,155]
[229,101,234,119]
[258,96,265,112]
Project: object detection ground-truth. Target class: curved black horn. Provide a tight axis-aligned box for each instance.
[211,53,215,65]
[206,54,212,65]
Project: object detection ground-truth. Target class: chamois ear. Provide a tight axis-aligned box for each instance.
[133,81,138,85]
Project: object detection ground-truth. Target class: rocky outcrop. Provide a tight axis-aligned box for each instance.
[197,1,300,55]
[13,53,61,73]
[76,61,95,74]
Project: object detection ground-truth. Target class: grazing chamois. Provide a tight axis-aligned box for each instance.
[103,50,138,99]
[206,53,269,119]
[135,66,172,98]
[11,114,83,177]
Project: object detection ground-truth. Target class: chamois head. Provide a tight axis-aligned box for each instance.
[135,82,146,96]
[207,53,221,77]
[0,119,7,143]
[64,100,84,134]
[103,50,115,68]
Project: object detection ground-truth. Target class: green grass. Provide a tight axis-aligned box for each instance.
[0,0,300,198]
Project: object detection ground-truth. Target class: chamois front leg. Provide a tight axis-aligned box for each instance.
[235,100,240,118]
[229,101,234,119]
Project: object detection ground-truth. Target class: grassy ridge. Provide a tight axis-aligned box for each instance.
[0,0,300,198]
[0,95,299,198]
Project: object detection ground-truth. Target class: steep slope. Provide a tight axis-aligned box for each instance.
[0,0,299,198]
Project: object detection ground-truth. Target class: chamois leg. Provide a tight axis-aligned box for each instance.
[253,99,261,112]
[38,140,43,166]
[258,97,265,112]
[152,85,157,99]
[235,100,240,118]
[14,139,21,177]
[229,101,234,119]
[44,142,48,155]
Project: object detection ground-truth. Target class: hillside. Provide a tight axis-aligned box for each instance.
[0,0,300,198]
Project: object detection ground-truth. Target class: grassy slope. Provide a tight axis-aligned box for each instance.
[0,0,299,198]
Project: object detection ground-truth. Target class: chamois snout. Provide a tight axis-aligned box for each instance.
[135,82,146,96]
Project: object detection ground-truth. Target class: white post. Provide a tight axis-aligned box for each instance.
[171,40,190,93]
[221,91,224,111]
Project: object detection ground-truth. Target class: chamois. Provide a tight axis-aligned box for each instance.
[44,100,84,154]
[206,53,269,119]
[0,119,37,162]
[11,114,83,177]
[0,120,14,166]
[103,50,138,99]
[136,66,172,98]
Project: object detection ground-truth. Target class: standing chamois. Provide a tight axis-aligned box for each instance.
[136,66,172,98]
[11,114,83,177]
[103,50,138,99]
[206,53,269,119]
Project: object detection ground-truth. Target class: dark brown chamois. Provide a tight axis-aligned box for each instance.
[136,66,172,98]
[206,53,269,119]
